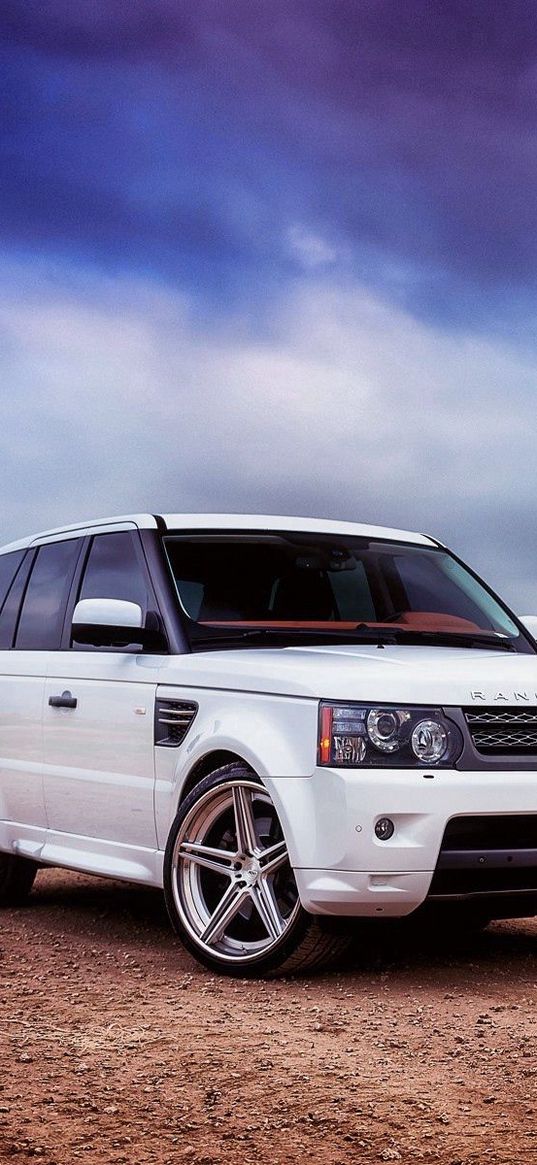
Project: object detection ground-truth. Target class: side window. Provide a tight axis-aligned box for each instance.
[16,540,82,650]
[0,550,27,649]
[0,551,25,613]
[78,532,149,613]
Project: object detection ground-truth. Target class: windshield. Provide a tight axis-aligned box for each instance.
[164,532,531,652]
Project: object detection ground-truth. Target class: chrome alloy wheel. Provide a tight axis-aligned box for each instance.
[170,780,300,964]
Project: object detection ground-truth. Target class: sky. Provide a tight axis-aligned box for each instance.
[1,1,537,609]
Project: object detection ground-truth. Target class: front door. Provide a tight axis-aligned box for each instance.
[42,530,162,852]
[43,653,159,848]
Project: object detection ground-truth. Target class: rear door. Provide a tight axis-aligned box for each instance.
[0,539,82,838]
[43,529,161,850]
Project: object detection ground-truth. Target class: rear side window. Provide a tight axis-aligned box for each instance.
[16,540,81,650]
[78,532,149,613]
[0,550,27,648]
[0,551,25,612]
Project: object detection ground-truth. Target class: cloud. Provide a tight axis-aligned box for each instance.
[2,2,537,331]
[1,254,536,610]
[286,226,340,269]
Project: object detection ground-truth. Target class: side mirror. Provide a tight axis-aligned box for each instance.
[520,615,537,641]
[72,598,166,650]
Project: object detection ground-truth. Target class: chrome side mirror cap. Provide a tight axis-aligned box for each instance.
[71,599,165,650]
[72,598,143,629]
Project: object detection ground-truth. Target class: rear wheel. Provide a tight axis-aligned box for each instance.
[0,853,38,906]
[163,763,351,976]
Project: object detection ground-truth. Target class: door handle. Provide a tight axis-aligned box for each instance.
[48,690,78,709]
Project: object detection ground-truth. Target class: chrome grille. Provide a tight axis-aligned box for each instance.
[155,699,198,747]
[464,707,537,755]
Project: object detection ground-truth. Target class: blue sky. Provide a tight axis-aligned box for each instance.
[2,1,537,608]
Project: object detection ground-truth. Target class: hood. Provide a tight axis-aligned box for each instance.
[156,642,537,706]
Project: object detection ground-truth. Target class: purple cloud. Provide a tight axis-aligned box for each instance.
[1,1,537,328]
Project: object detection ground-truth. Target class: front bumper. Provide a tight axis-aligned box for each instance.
[268,767,537,917]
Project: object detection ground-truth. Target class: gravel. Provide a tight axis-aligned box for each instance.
[0,868,536,1164]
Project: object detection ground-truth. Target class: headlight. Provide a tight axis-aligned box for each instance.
[318,702,463,768]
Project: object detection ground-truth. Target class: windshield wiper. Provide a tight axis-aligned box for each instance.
[191,625,517,652]
[368,627,517,652]
[191,626,399,649]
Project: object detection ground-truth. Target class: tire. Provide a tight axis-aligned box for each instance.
[163,763,351,976]
[0,852,38,906]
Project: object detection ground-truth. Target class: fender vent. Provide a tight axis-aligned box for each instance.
[155,699,198,747]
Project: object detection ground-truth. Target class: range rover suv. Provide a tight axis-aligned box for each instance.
[1,512,537,975]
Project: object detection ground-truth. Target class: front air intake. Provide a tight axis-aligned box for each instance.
[155,699,198,747]
[428,814,537,902]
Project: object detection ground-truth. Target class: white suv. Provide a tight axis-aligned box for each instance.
[1,512,537,975]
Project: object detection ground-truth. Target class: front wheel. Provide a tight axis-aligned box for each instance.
[163,764,351,976]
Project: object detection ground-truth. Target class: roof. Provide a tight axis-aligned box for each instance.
[160,514,435,545]
[0,513,436,554]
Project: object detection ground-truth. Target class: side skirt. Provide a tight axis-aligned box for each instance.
[0,820,164,888]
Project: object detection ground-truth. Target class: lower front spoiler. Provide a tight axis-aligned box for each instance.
[294,859,537,920]
[294,868,432,917]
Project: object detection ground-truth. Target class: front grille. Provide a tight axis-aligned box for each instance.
[464,707,537,754]
[155,699,198,747]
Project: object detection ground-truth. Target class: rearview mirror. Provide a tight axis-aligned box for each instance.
[72,598,165,650]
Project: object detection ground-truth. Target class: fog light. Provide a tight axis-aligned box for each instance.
[375,817,395,841]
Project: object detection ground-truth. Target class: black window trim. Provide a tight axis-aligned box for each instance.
[11,548,37,648]
[139,529,187,654]
[60,536,91,649]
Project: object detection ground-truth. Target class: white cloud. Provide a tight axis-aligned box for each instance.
[286,224,341,269]
[1,253,536,610]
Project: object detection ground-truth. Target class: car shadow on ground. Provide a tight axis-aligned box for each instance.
[343,911,537,988]
[28,867,174,942]
[22,867,537,984]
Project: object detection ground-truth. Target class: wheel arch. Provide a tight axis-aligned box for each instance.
[179,750,258,804]
[171,751,301,876]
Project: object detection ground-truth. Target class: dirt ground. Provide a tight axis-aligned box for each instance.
[0,869,536,1165]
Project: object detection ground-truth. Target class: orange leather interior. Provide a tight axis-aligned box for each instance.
[199,612,483,633]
